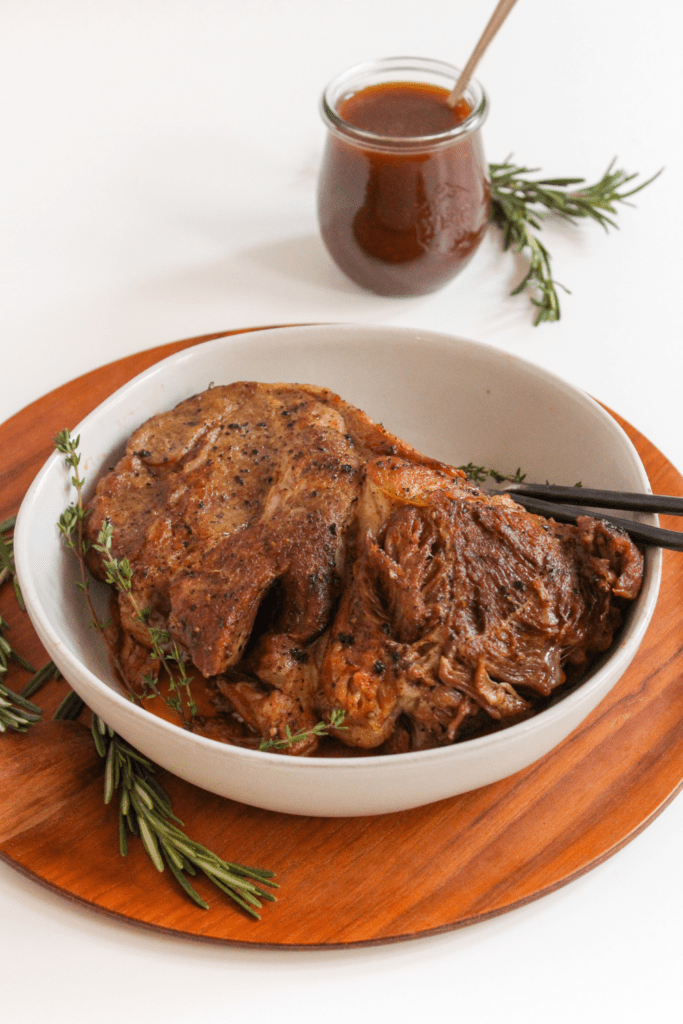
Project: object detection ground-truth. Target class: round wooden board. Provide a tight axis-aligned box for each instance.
[1,327,683,948]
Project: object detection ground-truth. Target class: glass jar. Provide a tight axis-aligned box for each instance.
[317,57,490,297]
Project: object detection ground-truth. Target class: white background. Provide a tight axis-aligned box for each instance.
[2,2,682,1022]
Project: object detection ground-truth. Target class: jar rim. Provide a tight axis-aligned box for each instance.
[320,56,488,151]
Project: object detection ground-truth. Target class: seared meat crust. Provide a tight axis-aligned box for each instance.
[317,459,643,749]
[85,382,643,755]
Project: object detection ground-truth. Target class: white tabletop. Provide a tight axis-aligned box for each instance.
[2,2,682,1022]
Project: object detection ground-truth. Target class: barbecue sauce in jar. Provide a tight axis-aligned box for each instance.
[318,58,489,296]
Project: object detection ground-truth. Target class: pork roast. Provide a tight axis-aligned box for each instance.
[84,382,643,755]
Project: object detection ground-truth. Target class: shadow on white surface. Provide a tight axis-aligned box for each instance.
[239,232,359,294]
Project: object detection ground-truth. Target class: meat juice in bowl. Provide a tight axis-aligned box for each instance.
[317,57,490,295]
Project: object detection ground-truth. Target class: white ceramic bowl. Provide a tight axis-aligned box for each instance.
[14,325,661,817]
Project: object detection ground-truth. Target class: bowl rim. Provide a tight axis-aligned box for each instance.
[14,323,662,773]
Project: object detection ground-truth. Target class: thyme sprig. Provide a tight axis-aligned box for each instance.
[488,159,661,324]
[458,463,527,486]
[90,714,277,916]
[259,708,347,751]
[54,429,196,725]
[93,520,196,723]
[52,429,276,915]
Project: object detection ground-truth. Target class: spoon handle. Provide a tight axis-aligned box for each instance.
[447,0,519,107]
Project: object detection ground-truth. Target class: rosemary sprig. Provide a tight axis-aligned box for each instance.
[259,708,347,751]
[488,159,661,324]
[0,514,25,610]
[0,515,46,731]
[0,669,43,733]
[90,714,277,916]
[0,513,62,730]
[54,429,196,725]
[0,612,34,675]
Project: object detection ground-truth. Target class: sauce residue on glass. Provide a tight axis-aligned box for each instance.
[318,81,489,296]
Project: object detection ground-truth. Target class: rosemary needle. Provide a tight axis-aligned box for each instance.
[21,659,60,700]
[53,689,86,721]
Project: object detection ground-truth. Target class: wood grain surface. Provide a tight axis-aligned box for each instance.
[1,327,682,948]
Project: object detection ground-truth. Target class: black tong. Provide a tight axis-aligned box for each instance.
[501,482,683,552]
